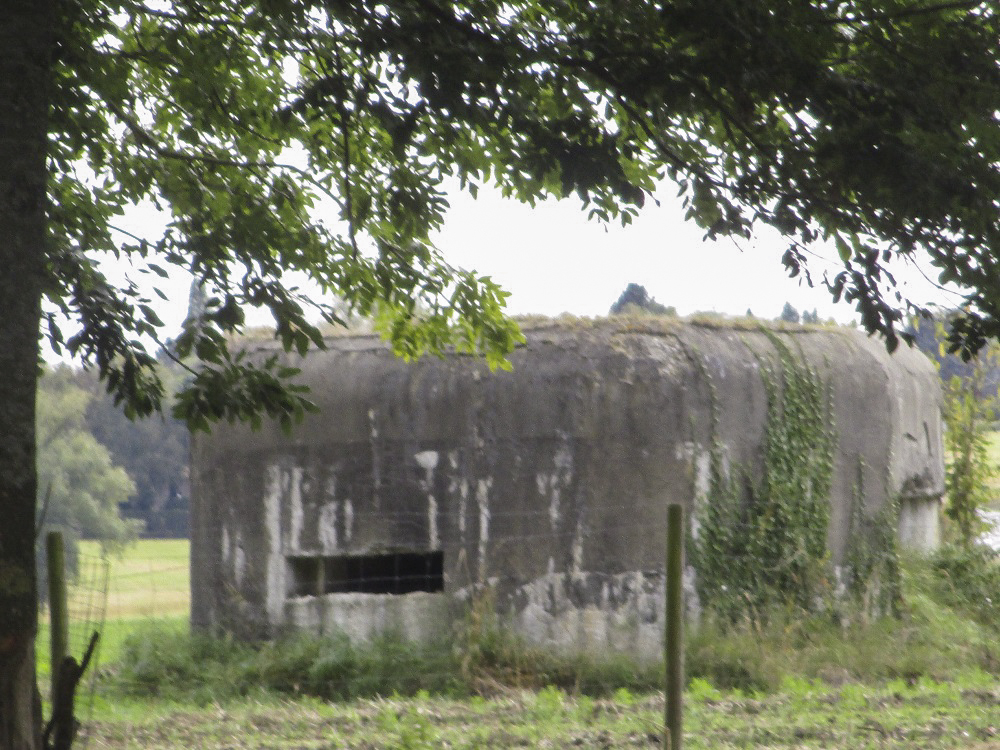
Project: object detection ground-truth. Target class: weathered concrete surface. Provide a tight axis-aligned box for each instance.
[190,319,944,658]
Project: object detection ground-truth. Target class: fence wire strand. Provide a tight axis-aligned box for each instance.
[64,549,109,750]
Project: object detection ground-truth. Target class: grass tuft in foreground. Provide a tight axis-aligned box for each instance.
[89,673,1000,749]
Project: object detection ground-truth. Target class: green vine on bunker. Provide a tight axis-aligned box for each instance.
[692,336,836,622]
[842,459,902,621]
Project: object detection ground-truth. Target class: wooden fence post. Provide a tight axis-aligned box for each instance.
[47,530,68,704]
[665,504,683,750]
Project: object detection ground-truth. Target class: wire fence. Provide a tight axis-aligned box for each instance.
[104,523,685,747]
[39,546,110,750]
[67,550,110,673]
[57,506,1000,749]
[68,550,109,750]
[30,495,1000,750]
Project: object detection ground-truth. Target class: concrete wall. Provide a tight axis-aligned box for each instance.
[190,319,944,658]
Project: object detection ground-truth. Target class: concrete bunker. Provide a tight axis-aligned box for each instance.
[191,319,944,659]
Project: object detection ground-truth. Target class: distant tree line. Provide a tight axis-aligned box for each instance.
[35,367,140,601]
[909,312,1000,545]
[778,302,821,325]
[608,287,832,325]
[910,313,1000,396]
[609,283,677,317]
[40,360,190,540]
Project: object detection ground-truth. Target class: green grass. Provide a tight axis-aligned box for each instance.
[53,537,1000,748]
[106,621,465,704]
[38,539,190,688]
[81,676,1000,749]
[78,538,190,619]
[686,549,1000,693]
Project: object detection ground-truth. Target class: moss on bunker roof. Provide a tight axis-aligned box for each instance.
[235,312,848,351]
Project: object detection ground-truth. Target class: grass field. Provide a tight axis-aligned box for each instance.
[58,539,1000,749]
[78,538,190,620]
[84,676,1000,749]
[38,539,190,684]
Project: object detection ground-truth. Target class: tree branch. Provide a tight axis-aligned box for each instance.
[820,0,985,26]
[103,96,344,208]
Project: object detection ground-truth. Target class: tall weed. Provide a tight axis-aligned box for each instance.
[110,623,460,703]
[929,543,1000,626]
[686,553,1000,693]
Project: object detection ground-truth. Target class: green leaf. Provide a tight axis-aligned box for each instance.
[835,234,852,264]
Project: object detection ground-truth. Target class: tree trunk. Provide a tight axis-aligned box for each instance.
[0,3,53,750]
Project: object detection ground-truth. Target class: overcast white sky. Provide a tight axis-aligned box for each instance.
[102,179,962,347]
[436,182,968,325]
[437,184,843,321]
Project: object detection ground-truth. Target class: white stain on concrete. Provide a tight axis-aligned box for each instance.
[429,496,439,549]
[683,565,701,622]
[536,437,574,531]
[675,442,713,497]
[571,518,585,573]
[536,473,560,528]
[535,474,548,496]
[319,502,339,550]
[233,533,246,589]
[368,408,381,508]
[263,464,285,624]
[415,450,439,472]
[675,442,712,540]
[457,479,469,539]
[554,435,573,473]
[447,453,464,539]
[415,451,441,549]
[476,478,493,582]
[343,499,354,542]
[288,466,304,550]
[221,526,231,563]
[695,449,712,494]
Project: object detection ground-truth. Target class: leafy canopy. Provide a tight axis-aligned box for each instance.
[49,1,1000,430]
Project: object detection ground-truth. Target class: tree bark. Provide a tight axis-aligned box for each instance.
[0,2,53,749]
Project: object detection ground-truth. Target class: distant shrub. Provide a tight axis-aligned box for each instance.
[109,610,662,702]
[929,543,1000,627]
[110,623,461,703]
[111,621,253,703]
[455,587,663,695]
[686,621,777,693]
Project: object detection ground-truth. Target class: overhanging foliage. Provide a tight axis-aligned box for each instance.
[46,1,1000,428]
